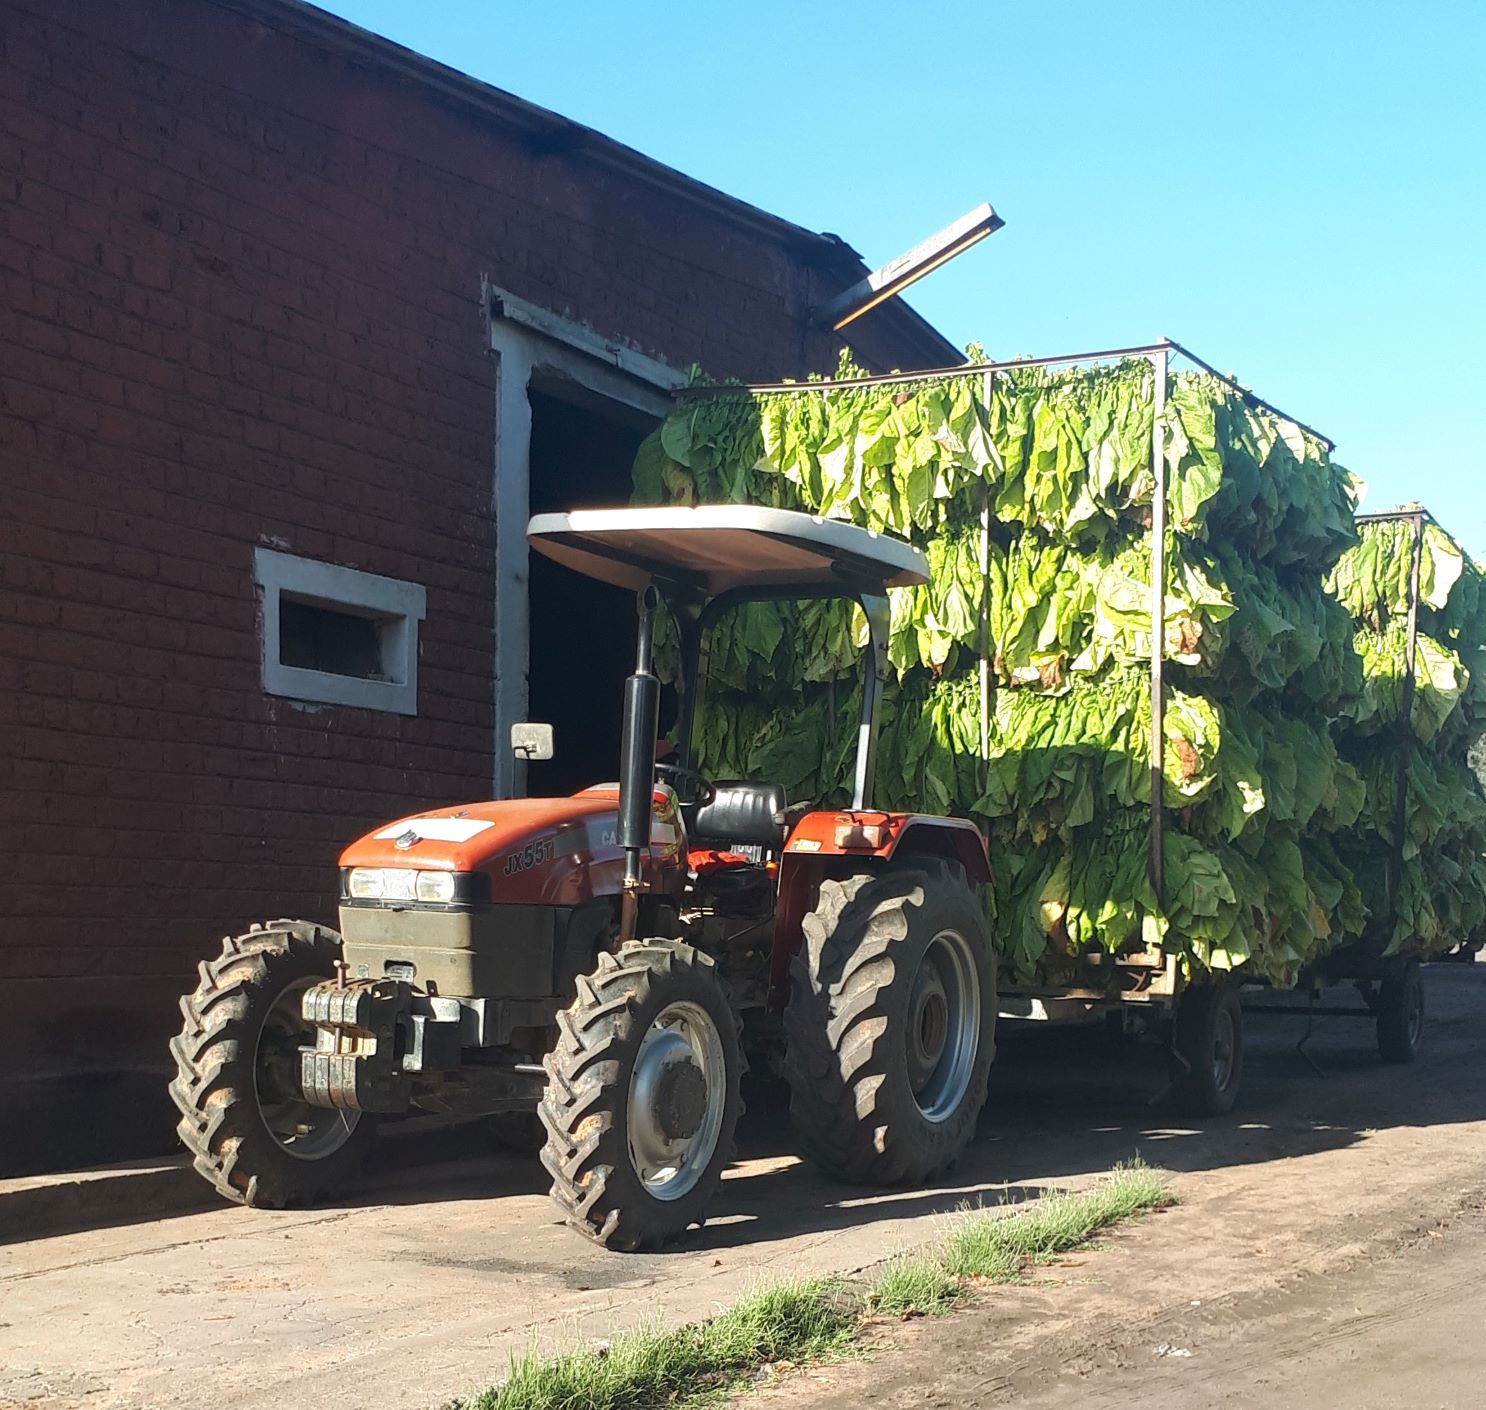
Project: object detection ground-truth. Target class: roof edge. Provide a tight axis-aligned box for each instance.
[206,0,963,368]
[209,0,838,253]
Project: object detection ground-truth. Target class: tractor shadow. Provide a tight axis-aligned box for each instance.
[299,964,1486,1250]
[678,963,1486,1253]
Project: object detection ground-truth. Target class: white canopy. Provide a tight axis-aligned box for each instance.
[526,505,927,596]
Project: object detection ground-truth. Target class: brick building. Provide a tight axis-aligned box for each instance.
[0,0,958,1173]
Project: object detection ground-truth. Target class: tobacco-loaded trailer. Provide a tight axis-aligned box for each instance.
[638,341,1481,1119]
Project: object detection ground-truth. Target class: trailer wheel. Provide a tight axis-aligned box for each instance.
[1170,983,1243,1117]
[1377,958,1425,1063]
[783,860,996,1185]
[540,940,743,1251]
[169,921,374,1207]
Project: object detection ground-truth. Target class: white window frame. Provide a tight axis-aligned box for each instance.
[253,546,427,716]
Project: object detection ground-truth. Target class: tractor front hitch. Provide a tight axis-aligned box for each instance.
[296,979,547,1117]
[298,977,469,1113]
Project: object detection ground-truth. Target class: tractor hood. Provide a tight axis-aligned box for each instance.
[338,789,683,906]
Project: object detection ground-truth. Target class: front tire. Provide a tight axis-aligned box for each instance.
[540,940,744,1251]
[783,861,997,1185]
[169,920,374,1207]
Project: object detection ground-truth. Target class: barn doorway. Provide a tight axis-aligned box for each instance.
[525,378,653,796]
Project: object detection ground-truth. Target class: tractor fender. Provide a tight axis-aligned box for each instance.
[768,811,991,1006]
[781,810,991,882]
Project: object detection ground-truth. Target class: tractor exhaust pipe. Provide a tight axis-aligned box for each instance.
[617,585,661,944]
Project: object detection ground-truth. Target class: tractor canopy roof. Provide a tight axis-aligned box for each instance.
[526,505,927,599]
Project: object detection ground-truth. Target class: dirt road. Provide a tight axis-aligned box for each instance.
[4,962,1484,1410]
[766,961,1486,1410]
[766,1192,1486,1410]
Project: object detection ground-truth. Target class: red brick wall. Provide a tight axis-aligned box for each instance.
[0,0,939,1171]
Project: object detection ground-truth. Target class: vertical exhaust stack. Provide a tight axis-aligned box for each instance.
[617,585,661,943]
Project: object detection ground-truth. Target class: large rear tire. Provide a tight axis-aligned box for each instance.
[540,940,744,1251]
[783,860,997,1185]
[169,920,374,1207]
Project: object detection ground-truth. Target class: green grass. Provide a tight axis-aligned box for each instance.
[452,1164,1171,1410]
[942,1161,1173,1284]
[457,1279,857,1410]
[867,1256,965,1317]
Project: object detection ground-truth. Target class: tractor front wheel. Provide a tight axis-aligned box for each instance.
[783,860,997,1185]
[169,920,374,1207]
[540,940,744,1251]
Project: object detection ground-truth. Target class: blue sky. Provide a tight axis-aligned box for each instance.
[314,1,1485,550]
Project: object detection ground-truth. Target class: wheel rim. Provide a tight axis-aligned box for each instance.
[627,1000,727,1201]
[1211,1004,1237,1093]
[906,928,981,1123]
[1407,975,1425,1048]
[255,977,361,1161]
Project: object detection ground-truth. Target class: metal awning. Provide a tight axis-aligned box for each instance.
[527,505,927,596]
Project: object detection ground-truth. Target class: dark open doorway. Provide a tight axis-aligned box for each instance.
[526,378,654,796]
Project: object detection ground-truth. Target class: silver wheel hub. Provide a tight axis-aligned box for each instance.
[907,928,981,1123]
[628,1001,726,1201]
[256,976,360,1161]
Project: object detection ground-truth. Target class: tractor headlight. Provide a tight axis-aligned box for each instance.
[347,867,418,902]
[347,861,413,897]
[347,867,387,899]
[415,871,456,904]
[343,867,487,907]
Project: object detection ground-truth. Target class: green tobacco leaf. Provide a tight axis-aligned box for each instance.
[634,360,1486,982]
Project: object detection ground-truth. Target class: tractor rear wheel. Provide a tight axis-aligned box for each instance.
[540,940,744,1251]
[783,860,996,1185]
[169,920,374,1207]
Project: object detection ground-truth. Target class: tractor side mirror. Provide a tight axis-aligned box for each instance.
[511,722,554,761]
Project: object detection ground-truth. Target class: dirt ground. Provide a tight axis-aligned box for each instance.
[764,1192,1486,1410]
[766,961,1486,1410]
[4,962,1484,1410]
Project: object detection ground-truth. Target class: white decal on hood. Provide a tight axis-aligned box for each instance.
[374,818,495,844]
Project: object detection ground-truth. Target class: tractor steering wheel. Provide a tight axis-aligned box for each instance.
[654,762,717,807]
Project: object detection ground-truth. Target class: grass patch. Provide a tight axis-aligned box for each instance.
[458,1279,856,1410]
[453,1164,1170,1410]
[942,1161,1173,1283]
[867,1256,965,1318]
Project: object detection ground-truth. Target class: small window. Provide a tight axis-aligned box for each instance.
[279,598,386,678]
[253,547,426,715]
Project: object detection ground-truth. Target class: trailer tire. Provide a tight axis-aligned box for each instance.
[1377,958,1425,1064]
[169,920,374,1208]
[1170,983,1243,1117]
[540,940,743,1252]
[784,860,996,1185]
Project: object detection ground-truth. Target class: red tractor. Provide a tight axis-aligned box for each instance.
[170,506,996,1249]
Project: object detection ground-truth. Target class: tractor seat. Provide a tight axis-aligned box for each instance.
[685,782,787,851]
